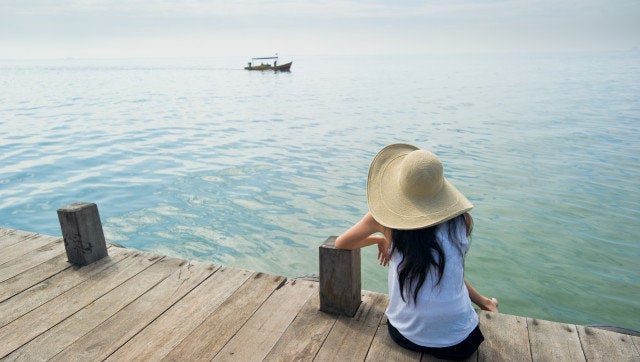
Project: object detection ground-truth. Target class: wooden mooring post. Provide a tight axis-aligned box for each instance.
[57,202,108,266]
[319,236,361,317]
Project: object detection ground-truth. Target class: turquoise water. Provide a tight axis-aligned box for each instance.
[1,53,639,331]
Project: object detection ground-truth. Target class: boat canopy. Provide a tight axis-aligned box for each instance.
[251,56,279,61]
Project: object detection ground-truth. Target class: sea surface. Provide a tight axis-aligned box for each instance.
[1,53,639,332]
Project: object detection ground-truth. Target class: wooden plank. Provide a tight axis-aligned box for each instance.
[577,325,639,361]
[106,266,252,361]
[213,279,318,361]
[0,238,65,283]
[264,291,338,361]
[0,228,16,240]
[0,229,36,248]
[163,272,287,361]
[50,258,217,361]
[0,252,71,303]
[527,318,585,361]
[0,247,128,328]
[0,244,117,303]
[7,256,189,361]
[314,291,388,361]
[364,315,422,361]
[477,311,531,361]
[0,232,51,265]
[2,227,636,362]
[0,230,41,251]
[0,250,161,358]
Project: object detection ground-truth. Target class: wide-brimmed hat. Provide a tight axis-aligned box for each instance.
[366,143,473,230]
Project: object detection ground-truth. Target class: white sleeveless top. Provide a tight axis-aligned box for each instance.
[385,217,479,347]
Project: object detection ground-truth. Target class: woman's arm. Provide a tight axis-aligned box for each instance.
[335,213,391,265]
[335,213,386,250]
[465,279,499,313]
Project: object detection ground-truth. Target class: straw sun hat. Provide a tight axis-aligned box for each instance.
[367,143,473,230]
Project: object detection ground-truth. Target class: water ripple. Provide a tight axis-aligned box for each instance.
[1,53,639,330]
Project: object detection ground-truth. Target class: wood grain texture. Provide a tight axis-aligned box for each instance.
[631,335,640,355]
[264,291,338,361]
[477,311,532,362]
[365,315,422,361]
[50,258,216,361]
[577,325,639,361]
[0,238,65,283]
[0,247,128,329]
[0,251,70,303]
[0,228,14,239]
[314,291,388,361]
[1,228,636,362]
[57,202,108,266]
[106,265,251,361]
[7,256,187,361]
[0,250,160,358]
[527,318,585,361]
[163,272,287,361]
[213,279,318,361]
[0,229,37,249]
[319,237,361,317]
[0,232,52,265]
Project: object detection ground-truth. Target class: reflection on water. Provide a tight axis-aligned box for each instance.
[1,53,639,330]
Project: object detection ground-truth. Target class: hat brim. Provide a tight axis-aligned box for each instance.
[366,143,473,230]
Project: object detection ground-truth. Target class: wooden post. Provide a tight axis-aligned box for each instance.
[57,202,108,266]
[319,236,361,317]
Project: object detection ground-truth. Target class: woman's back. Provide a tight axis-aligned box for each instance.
[385,216,479,347]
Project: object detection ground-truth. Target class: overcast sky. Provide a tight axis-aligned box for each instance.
[1,0,639,58]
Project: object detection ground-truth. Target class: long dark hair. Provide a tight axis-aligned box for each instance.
[391,213,472,304]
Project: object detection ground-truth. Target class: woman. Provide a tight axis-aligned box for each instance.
[335,143,498,360]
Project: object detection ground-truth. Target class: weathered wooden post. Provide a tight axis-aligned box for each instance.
[319,236,361,317]
[57,202,108,266]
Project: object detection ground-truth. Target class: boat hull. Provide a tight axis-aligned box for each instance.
[245,62,292,71]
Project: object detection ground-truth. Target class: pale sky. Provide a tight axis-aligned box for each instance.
[1,0,639,58]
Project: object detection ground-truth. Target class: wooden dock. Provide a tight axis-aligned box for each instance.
[1,227,639,361]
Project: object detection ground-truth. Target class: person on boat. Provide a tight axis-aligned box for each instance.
[335,143,499,361]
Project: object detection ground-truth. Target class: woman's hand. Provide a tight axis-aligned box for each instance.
[465,279,499,313]
[335,213,390,267]
[377,237,390,266]
[481,297,499,313]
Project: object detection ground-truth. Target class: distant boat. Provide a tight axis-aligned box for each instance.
[245,55,292,71]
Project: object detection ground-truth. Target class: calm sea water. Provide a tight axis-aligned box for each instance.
[1,53,639,331]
